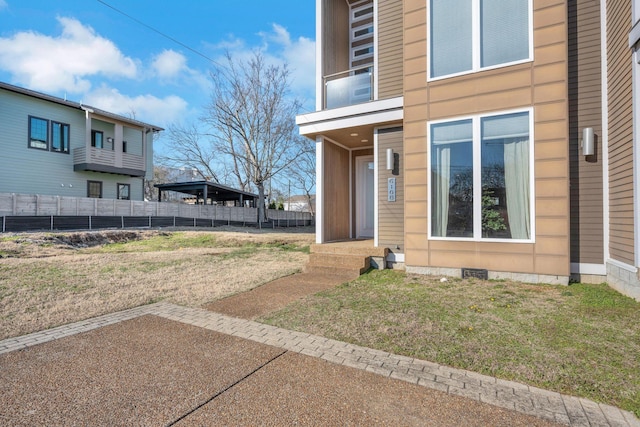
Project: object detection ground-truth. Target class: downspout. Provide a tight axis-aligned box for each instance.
[80,105,94,165]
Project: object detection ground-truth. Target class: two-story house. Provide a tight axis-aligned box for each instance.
[297,0,640,300]
[0,82,163,201]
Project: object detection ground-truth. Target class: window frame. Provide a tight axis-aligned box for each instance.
[427,0,534,81]
[28,116,49,150]
[427,108,535,243]
[51,121,70,154]
[91,130,104,149]
[87,181,103,199]
[117,183,131,200]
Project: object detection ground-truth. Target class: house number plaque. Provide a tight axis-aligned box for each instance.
[388,178,396,202]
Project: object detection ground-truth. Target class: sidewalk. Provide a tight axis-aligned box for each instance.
[1,301,638,426]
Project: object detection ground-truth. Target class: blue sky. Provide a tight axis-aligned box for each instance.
[0,0,316,136]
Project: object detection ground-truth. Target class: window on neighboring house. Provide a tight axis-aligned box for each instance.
[87,181,102,198]
[51,122,70,153]
[117,183,130,200]
[429,0,532,79]
[91,130,103,149]
[28,116,48,150]
[430,110,532,241]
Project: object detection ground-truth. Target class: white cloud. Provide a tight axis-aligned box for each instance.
[84,85,189,126]
[0,1,8,11]
[220,24,316,105]
[152,49,188,80]
[0,16,137,94]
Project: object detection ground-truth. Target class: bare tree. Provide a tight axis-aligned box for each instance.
[144,164,171,201]
[156,123,221,182]
[286,137,316,217]
[205,51,307,223]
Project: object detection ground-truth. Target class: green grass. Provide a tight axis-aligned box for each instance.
[84,232,310,255]
[262,270,640,417]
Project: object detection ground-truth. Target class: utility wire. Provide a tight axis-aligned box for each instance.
[95,0,219,65]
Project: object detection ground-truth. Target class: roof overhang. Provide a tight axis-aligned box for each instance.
[296,97,403,148]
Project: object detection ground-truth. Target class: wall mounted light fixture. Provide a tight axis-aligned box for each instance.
[386,148,394,170]
[582,128,594,156]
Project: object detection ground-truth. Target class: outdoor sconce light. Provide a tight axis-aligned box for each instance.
[386,148,394,170]
[107,137,114,144]
[582,128,594,156]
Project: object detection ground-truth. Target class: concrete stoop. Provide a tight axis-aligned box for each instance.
[306,241,389,280]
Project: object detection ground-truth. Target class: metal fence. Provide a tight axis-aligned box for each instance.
[0,193,313,233]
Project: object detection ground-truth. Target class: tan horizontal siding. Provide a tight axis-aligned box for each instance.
[607,0,635,265]
[402,0,570,276]
[378,127,404,253]
[378,0,403,99]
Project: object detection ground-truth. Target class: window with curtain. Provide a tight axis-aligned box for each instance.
[430,111,531,240]
[429,0,531,79]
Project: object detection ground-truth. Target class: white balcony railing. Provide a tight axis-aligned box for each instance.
[323,66,373,110]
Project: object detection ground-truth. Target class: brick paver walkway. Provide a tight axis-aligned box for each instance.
[1,302,638,427]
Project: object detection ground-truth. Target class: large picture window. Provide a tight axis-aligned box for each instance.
[429,0,532,79]
[430,111,532,241]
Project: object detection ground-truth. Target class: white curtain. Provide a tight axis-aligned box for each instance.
[432,146,451,236]
[503,138,530,239]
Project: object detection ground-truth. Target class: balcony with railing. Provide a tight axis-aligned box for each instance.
[73,147,146,177]
[323,66,373,110]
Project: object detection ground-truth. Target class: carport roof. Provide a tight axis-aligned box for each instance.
[154,181,258,202]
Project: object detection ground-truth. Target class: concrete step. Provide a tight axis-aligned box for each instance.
[310,242,388,258]
[308,253,370,270]
[303,265,364,281]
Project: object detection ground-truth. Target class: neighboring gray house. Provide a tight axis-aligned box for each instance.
[0,82,163,201]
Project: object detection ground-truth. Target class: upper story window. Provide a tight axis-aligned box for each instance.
[429,110,533,241]
[91,130,103,149]
[28,116,70,153]
[429,0,532,80]
[28,116,48,150]
[51,122,70,153]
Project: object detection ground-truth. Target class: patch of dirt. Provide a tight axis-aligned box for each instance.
[0,230,153,258]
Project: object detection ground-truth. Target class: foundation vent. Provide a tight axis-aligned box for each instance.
[462,268,488,280]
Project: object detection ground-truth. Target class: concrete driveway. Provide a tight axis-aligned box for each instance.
[2,302,632,426]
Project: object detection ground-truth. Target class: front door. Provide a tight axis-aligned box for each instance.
[356,155,375,238]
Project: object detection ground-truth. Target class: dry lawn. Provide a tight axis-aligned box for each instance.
[0,227,314,340]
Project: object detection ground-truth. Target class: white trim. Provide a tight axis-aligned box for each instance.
[297,96,403,125]
[299,109,403,136]
[349,150,353,239]
[374,130,379,247]
[571,263,607,276]
[316,136,324,244]
[426,0,534,82]
[634,47,640,267]
[608,258,639,274]
[316,0,323,112]
[427,107,535,243]
[373,0,379,101]
[601,1,611,262]
[387,252,405,263]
